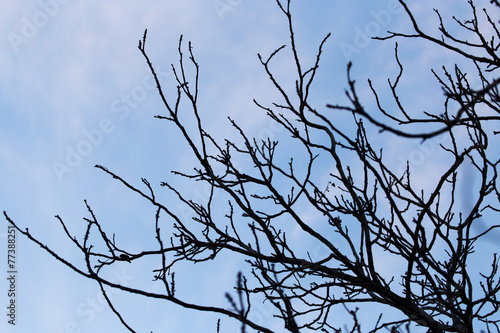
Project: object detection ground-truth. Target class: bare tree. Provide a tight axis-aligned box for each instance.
[4,0,500,332]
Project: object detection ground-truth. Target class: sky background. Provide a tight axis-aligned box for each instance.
[0,1,498,332]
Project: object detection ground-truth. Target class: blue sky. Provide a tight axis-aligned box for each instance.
[1,1,498,332]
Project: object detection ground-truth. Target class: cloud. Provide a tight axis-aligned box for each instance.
[1,1,496,332]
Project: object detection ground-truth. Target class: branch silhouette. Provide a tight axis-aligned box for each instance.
[4,0,500,332]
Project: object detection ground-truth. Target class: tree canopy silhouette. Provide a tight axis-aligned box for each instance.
[4,0,500,332]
